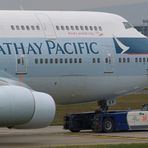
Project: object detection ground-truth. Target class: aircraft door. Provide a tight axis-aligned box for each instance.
[36,14,56,39]
[16,55,27,75]
[103,48,114,74]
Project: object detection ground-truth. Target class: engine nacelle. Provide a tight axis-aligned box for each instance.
[15,91,56,129]
[0,85,56,129]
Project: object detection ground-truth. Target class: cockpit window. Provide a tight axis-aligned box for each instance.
[123,22,133,29]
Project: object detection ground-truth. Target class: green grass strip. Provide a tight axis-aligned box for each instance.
[51,143,148,148]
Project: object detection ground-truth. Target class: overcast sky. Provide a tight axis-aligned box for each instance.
[0,0,147,25]
[0,0,146,10]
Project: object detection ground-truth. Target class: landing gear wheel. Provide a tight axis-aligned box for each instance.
[97,100,108,112]
[102,118,114,133]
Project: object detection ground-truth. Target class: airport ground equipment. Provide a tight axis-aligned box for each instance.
[64,104,148,133]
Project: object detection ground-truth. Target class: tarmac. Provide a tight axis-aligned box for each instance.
[0,126,148,148]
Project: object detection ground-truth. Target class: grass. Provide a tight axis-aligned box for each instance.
[51,143,148,148]
[53,94,148,125]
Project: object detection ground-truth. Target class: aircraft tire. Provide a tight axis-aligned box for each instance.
[102,118,114,133]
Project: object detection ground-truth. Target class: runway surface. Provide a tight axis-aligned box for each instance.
[0,126,148,148]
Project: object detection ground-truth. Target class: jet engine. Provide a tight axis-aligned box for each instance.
[0,85,56,129]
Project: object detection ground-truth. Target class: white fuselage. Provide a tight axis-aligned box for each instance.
[0,11,147,104]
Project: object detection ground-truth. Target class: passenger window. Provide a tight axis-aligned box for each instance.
[60,58,63,63]
[31,25,35,30]
[56,26,60,30]
[79,58,82,63]
[66,26,69,30]
[26,25,30,30]
[119,58,122,63]
[93,58,96,63]
[55,59,58,64]
[75,26,79,30]
[80,26,84,31]
[21,25,25,30]
[94,26,97,31]
[36,25,40,30]
[85,26,88,31]
[97,58,100,63]
[17,58,21,64]
[69,58,72,63]
[139,58,142,63]
[65,59,68,63]
[127,58,130,63]
[16,25,20,30]
[74,58,77,63]
[35,58,38,64]
[45,58,48,64]
[105,58,108,63]
[135,58,138,63]
[143,58,146,63]
[123,58,126,63]
[90,26,93,31]
[70,26,74,30]
[99,26,102,31]
[50,59,53,64]
[11,25,15,30]
[61,26,65,30]
[40,59,43,64]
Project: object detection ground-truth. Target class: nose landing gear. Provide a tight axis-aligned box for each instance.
[97,99,116,112]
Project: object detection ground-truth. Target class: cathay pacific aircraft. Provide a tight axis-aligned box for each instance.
[0,10,147,129]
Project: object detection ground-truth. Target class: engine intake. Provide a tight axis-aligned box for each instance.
[0,85,56,129]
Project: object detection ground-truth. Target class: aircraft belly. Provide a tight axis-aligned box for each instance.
[25,75,148,104]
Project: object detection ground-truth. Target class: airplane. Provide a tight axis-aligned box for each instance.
[0,10,147,129]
